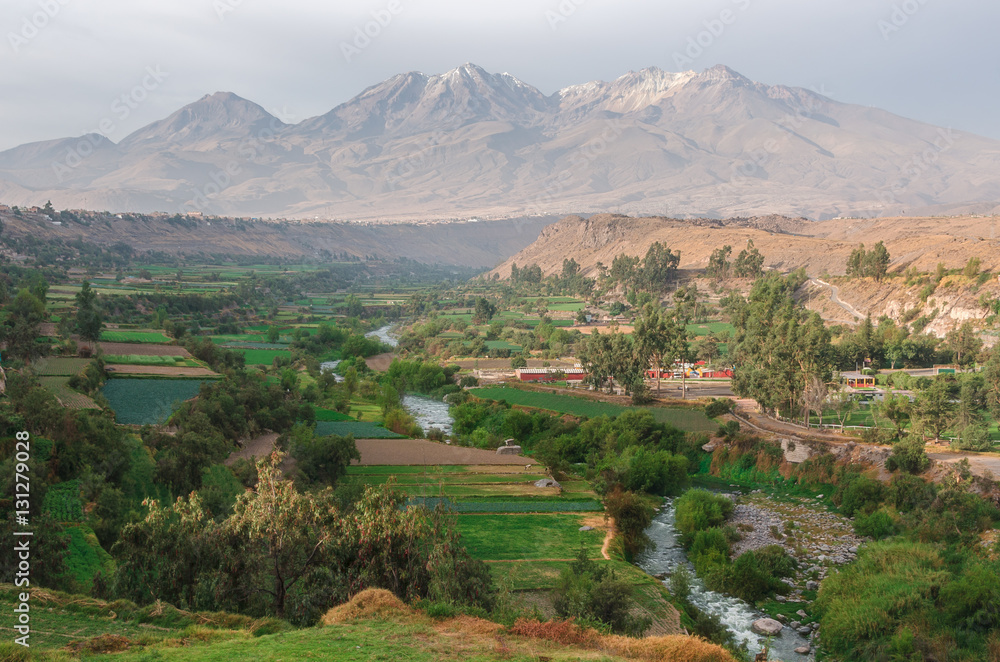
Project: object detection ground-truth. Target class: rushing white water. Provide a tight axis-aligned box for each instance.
[635,500,814,661]
[319,359,344,382]
[402,394,453,435]
[366,324,398,347]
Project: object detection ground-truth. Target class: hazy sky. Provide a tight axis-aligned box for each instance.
[2,0,998,151]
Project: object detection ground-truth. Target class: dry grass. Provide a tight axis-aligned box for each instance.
[321,589,409,624]
[603,634,739,662]
[436,615,504,636]
[66,634,134,654]
[509,618,738,662]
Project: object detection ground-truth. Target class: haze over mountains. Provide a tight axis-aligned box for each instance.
[3,63,1000,221]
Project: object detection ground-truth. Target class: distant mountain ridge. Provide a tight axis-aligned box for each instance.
[3,63,1000,220]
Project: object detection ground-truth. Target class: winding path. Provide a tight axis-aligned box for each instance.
[810,278,866,321]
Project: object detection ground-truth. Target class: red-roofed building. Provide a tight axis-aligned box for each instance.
[515,367,586,383]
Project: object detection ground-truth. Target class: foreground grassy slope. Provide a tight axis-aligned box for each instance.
[0,587,735,662]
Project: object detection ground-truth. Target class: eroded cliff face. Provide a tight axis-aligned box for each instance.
[801,275,999,339]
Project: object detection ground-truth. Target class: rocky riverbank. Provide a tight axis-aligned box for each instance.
[728,491,866,655]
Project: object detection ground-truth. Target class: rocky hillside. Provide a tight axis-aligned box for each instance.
[800,275,1000,338]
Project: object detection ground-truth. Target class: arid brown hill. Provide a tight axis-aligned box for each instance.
[492,214,1000,278]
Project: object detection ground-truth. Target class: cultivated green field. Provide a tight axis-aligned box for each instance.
[39,377,99,409]
[455,513,604,561]
[100,330,173,343]
[35,357,90,376]
[471,387,719,432]
[237,348,292,365]
[102,378,206,425]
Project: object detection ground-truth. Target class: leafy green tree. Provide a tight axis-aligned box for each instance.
[732,239,765,279]
[637,242,680,292]
[74,281,103,343]
[634,304,684,397]
[695,333,721,365]
[266,325,281,343]
[290,427,360,487]
[344,294,364,317]
[730,273,834,420]
[985,346,1000,421]
[864,241,891,282]
[1,288,47,361]
[472,297,497,324]
[846,244,867,278]
[913,378,956,440]
[873,393,911,439]
[706,245,732,280]
[944,322,982,367]
[609,253,640,289]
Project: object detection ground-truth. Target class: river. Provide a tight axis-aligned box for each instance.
[635,499,814,661]
[319,359,343,382]
[402,394,454,436]
[366,324,398,347]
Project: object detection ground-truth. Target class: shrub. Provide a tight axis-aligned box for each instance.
[716,420,740,439]
[941,562,1000,631]
[689,528,730,576]
[885,435,930,474]
[853,508,896,539]
[951,424,993,452]
[553,546,651,636]
[674,490,733,542]
[835,474,885,517]
[724,547,794,603]
[704,398,734,418]
[604,489,654,559]
[669,566,692,603]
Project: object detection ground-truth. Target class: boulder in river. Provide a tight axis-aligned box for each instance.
[751,618,783,636]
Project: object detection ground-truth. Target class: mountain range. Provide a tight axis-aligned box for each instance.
[3,63,1000,221]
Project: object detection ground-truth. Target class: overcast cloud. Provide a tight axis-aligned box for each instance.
[1,0,997,151]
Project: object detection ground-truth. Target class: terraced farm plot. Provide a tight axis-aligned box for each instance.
[455,513,604,561]
[354,439,538,465]
[39,377,99,409]
[104,354,188,365]
[35,357,90,376]
[314,420,404,438]
[107,365,220,377]
[472,387,718,432]
[100,330,173,343]
[102,378,206,425]
[98,342,191,357]
[347,464,600,511]
[238,348,292,365]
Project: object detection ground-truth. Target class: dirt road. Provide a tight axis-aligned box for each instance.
[810,278,866,321]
